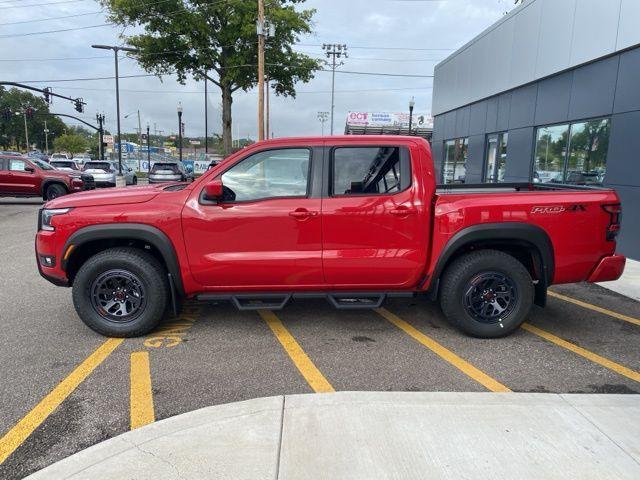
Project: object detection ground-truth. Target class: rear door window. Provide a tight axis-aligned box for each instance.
[8,159,26,172]
[331,146,409,196]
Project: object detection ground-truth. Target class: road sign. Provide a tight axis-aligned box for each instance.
[189,139,201,145]
[103,135,114,144]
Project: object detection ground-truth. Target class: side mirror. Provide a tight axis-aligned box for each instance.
[24,166,35,173]
[204,178,224,201]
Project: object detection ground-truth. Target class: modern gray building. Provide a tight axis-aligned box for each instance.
[431,0,640,260]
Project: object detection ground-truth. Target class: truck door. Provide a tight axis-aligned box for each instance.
[182,147,324,288]
[5,158,38,195]
[321,144,428,288]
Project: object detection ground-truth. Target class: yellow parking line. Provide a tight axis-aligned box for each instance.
[0,338,123,465]
[130,351,155,430]
[548,290,640,327]
[259,310,334,393]
[522,323,640,383]
[376,308,511,393]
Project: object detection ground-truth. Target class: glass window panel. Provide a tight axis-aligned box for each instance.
[442,138,468,184]
[534,124,569,183]
[566,118,610,185]
[9,159,26,171]
[485,135,498,183]
[333,147,401,195]
[497,132,508,183]
[221,149,310,202]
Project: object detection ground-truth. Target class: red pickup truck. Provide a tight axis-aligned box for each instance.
[1,154,94,200]
[35,136,625,338]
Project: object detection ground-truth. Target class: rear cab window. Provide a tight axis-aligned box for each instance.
[330,146,410,196]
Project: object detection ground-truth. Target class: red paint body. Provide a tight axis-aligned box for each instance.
[0,155,85,198]
[35,136,625,295]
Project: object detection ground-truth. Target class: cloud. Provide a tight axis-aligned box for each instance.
[1,0,510,140]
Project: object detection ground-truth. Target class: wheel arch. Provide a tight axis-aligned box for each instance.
[429,223,555,306]
[62,223,184,296]
[41,179,68,199]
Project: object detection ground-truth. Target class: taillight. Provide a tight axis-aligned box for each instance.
[602,203,622,241]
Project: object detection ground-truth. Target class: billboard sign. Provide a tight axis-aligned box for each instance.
[346,111,433,129]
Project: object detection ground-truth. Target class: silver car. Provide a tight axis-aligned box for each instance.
[82,161,137,187]
[148,162,193,184]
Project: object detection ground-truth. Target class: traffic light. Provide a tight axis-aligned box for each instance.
[25,107,34,119]
[43,87,51,104]
[74,99,84,113]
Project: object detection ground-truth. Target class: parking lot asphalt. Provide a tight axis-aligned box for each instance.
[1,198,639,479]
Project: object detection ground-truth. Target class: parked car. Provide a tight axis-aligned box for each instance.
[50,153,72,161]
[36,136,625,338]
[0,154,94,200]
[73,154,92,166]
[148,162,193,183]
[50,160,81,172]
[82,161,137,187]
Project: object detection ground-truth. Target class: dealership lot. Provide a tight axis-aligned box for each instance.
[1,198,639,479]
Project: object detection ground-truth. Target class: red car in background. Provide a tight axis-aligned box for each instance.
[0,154,94,200]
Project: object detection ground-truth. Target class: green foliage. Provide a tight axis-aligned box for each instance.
[53,134,89,155]
[99,0,320,153]
[0,87,66,151]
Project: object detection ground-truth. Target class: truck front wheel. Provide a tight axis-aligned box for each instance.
[439,250,534,338]
[72,247,169,337]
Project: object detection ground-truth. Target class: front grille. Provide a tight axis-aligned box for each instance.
[81,174,96,190]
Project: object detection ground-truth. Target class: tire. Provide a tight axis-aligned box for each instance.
[45,183,67,200]
[439,249,534,338]
[72,247,169,337]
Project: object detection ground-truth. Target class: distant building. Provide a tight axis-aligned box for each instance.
[345,111,433,140]
[430,0,640,260]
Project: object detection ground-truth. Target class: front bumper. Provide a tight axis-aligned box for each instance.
[35,239,69,287]
[587,254,626,283]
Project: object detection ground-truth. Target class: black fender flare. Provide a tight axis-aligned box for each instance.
[41,178,69,197]
[62,223,184,295]
[430,222,555,291]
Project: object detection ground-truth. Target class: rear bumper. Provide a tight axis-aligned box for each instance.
[587,254,626,283]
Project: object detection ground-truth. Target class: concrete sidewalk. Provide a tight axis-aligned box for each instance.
[600,257,640,302]
[27,392,640,479]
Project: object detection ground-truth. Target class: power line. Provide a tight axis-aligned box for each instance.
[0,0,89,9]
[0,23,110,38]
[0,10,103,26]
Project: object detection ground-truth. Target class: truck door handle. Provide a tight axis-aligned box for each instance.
[389,207,417,216]
[289,209,318,219]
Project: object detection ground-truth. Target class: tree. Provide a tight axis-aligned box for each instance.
[53,134,89,155]
[100,0,321,155]
[0,87,66,151]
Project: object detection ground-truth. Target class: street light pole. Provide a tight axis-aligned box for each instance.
[92,44,139,176]
[408,96,415,134]
[22,111,29,151]
[322,44,347,135]
[96,113,105,160]
[146,123,151,175]
[177,102,183,163]
[44,120,49,154]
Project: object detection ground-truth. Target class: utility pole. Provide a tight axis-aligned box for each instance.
[257,0,266,141]
[22,111,29,151]
[92,44,139,177]
[266,68,271,139]
[322,44,348,135]
[44,120,49,154]
[204,74,209,153]
[177,102,183,163]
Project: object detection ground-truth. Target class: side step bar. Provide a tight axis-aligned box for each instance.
[195,292,414,311]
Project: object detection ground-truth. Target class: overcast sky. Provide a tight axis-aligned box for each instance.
[2,0,516,140]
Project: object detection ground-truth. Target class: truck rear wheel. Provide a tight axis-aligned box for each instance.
[439,249,534,338]
[72,247,168,337]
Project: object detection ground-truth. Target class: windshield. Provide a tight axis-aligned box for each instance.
[31,158,54,170]
[51,161,76,169]
[83,162,112,171]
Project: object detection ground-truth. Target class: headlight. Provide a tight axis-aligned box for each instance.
[40,208,72,231]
